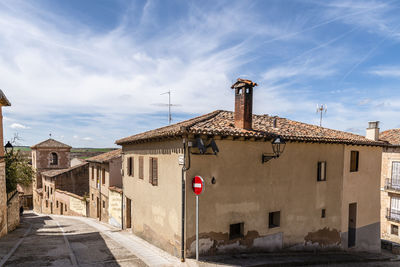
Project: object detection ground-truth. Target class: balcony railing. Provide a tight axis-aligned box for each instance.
[387,208,400,223]
[385,178,400,192]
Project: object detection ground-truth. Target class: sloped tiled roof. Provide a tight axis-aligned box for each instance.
[41,162,88,178]
[31,138,72,149]
[116,110,384,146]
[380,129,400,145]
[0,90,11,106]
[86,149,121,163]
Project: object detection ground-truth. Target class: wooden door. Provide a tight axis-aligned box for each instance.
[348,203,357,248]
[126,198,132,229]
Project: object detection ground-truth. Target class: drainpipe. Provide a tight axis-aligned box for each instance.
[181,136,191,262]
[121,154,124,230]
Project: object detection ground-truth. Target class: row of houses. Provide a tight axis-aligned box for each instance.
[30,79,400,261]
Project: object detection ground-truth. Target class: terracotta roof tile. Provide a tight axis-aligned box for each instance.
[0,90,11,106]
[31,138,71,149]
[86,149,121,163]
[116,110,384,146]
[380,129,400,145]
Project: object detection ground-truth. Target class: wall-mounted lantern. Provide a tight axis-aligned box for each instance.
[4,141,13,155]
[262,136,286,163]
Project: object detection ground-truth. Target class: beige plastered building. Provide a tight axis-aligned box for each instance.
[0,90,11,238]
[87,149,122,227]
[116,79,384,260]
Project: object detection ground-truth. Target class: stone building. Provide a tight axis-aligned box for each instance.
[41,162,89,215]
[0,90,11,238]
[31,138,71,213]
[87,149,122,227]
[379,128,400,245]
[116,79,384,260]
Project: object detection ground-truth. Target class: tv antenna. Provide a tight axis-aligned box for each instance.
[153,90,181,124]
[316,104,327,127]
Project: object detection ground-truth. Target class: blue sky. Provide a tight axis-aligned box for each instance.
[2,0,400,147]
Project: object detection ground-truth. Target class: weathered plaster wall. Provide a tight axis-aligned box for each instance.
[88,162,109,222]
[109,157,122,187]
[0,161,7,237]
[54,190,87,216]
[122,140,183,257]
[7,192,20,232]
[341,145,382,252]
[108,189,122,228]
[185,140,348,256]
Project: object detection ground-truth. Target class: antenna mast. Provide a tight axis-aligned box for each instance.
[316,104,327,127]
[161,90,172,124]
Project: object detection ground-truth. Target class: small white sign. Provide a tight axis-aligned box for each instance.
[178,155,184,165]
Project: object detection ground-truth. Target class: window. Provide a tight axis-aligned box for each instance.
[392,224,399,235]
[50,152,58,165]
[149,157,158,186]
[321,209,326,218]
[128,157,133,176]
[91,194,94,200]
[139,156,144,179]
[91,166,94,180]
[56,201,59,208]
[65,204,67,211]
[317,161,327,181]
[103,200,105,209]
[50,187,53,194]
[350,151,359,172]
[269,211,280,228]
[46,200,48,208]
[229,223,244,240]
[102,168,106,185]
[392,162,400,188]
[391,197,400,221]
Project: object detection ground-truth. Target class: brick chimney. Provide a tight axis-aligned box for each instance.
[231,78,257,130]
[366,121,380,141]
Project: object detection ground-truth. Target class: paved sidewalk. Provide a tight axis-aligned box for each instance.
[49,214,181,267]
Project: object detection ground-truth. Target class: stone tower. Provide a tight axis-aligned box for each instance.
[31,138,71,213]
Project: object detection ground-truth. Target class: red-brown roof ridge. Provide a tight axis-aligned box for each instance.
[31,138,72,149]
[116,110,385,146]
[86,149,122,163]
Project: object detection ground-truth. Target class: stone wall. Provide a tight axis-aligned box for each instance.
[0,161,7,237]
[53,190,87,217]
[7,191,20,232]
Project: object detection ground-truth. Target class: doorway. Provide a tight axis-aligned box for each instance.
[348,203,357,248]
[126,197,132,229]
[50,202,53,214]
[60,203,63,215]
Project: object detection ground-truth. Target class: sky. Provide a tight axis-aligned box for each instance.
[2,0,400,148]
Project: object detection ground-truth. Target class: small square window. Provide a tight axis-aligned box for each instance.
[391,224,398,235]
[321,209,326,218]
[269,211,280,228]
[229,223,244,240]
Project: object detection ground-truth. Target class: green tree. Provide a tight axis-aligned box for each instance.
[5,150,35,193]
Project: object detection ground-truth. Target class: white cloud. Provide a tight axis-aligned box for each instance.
[83,137,93,141]
[369,66,400,78]
[10,123,29,129]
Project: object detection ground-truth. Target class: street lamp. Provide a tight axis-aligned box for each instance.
[4,141,13,154]
[262,136,286,163]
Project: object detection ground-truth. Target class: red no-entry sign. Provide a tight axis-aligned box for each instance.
[192,176,204,195]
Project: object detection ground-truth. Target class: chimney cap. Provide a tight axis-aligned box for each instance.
[231,78,258,89]
[368,121,380,129]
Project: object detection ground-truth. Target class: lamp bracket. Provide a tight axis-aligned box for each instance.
[262,153,279,164]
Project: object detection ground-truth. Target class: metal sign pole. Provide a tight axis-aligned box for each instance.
[196,195,199,261]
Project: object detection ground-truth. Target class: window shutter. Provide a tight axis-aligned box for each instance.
[317,162,321,181]
[149,158,153,184]
[139,156,144,179]
[152,158,158,186]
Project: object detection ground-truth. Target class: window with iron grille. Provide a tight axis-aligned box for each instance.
[149,157,158,186]
[317,161,327,181]
[350,151,359,172]
[392,162,400,188]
